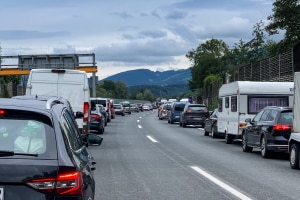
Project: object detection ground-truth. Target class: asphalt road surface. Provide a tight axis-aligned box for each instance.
[88,110,300,200]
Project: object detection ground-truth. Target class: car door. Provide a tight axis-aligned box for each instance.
[205,108,217,132]
[61,110,95,198]
[246,110,265,145]
[249,109,271,147]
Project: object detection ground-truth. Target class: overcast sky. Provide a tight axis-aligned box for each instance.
[0,0,277,79]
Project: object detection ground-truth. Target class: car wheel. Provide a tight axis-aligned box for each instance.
[225,133,233,144]
[242,132,252,152]
[290,143,300,169]
[179,121,182,126]
[211,126,217,138]
[182,122,186,128]
[98,125,104,134]
[204,129,209,136]
[261,137,271,158]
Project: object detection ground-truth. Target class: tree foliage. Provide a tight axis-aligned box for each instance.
[265,0,300,51]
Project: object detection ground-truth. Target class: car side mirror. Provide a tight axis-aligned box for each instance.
[87,134,103,146]
[245,118,252,124]
[75,111,84,119]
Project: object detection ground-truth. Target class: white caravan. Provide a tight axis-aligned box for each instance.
[218,81,294,144]
[26,69,91,134]
[289,72,300,169]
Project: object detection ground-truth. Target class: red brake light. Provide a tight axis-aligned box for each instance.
[186,109,192,113]
[83,102,89,122]
[26,171,83,196]
[91,114,101,120]
[0,110,6,115]
[273,124,292,131]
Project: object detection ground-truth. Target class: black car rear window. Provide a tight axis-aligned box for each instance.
[278,111,293,124]
[174,104,186,111]
[0,109,56,159]
[188,105,207,111]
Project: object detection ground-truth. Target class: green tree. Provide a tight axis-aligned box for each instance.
[143,89,156,102]
[265,0,300,51]
[114,80,128,99]
[186,39,230,91]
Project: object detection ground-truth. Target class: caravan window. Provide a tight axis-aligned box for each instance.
[231,96,237,112]
[218,98,222,112]
[225,97,229,108]
[248,96,289,114]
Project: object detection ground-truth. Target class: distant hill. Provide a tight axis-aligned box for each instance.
[101,68,191,86]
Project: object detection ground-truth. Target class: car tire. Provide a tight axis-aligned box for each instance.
[261,137,271,158]
[211,126,217,138]
[225,133,233,144]
[290,143,300,169]
[242,133,253,152]
[179,121,182,126]
[204,130,209,136]
[98,125,104,134]
[182,122,186,128]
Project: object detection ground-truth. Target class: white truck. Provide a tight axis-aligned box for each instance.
[25,69,91,134]
[218,81,294,144]
[289,72,300,169]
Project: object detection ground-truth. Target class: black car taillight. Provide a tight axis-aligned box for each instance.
[26,170,83,196]
[273,124,292,131]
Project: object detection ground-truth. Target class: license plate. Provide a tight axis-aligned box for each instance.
[194,118,202,120]
[0,187,4,200]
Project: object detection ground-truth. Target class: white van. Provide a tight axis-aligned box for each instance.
[218,81,294,144]
[25,69,91,134]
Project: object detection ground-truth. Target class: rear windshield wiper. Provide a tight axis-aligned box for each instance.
[0,150,38,157]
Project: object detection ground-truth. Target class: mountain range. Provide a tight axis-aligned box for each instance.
[101,68,191,86]
[100,68,192,98]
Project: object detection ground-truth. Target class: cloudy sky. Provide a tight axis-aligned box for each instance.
[0,0,277,80]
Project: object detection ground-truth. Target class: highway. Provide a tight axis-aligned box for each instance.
[89,110,300,200]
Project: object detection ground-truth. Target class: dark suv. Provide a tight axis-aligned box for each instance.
[179,103,209,128]
[242,106,293,158]
[0,97,102,199]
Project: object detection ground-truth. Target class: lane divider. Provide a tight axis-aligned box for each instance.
[146,135,158,143]
[190,166,253,200]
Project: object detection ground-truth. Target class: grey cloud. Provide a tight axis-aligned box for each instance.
[81,39,189,66]
[151,11,161,19]
[122,30,167,40]
[109,11,133,19]
[0,30,68,40]
[165,10,187,20]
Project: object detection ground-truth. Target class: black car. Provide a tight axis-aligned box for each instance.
[242,106,293,158]
[179,103,209,127]
[90,105,105,134]
[0,97,102,199]
[204,108,223,138]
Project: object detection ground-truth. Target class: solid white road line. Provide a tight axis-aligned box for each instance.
[190,166,252,200]
[146,135,158,143]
